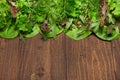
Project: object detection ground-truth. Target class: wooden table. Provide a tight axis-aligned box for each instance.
[0,34,120,80]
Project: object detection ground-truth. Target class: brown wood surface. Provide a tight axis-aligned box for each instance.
[0,34,120,80]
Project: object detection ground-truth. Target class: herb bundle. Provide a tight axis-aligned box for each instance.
[0,0,120,41]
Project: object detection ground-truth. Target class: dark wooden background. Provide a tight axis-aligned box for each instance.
[0,34,120,80]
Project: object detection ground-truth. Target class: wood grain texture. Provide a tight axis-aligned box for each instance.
[112,39,120,80]
[65,36,115,80]
[0,34,119,80]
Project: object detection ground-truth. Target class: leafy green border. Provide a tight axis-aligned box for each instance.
[0,0,120,41]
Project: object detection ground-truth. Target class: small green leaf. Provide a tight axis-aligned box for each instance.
[47,25,63,38]
[66,27,91,40]
[95,26,120,40]
[0,26,19,38]
[25,24,41,38]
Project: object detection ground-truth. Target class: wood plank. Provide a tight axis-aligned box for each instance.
[0,34,118,80]
[0,35,50,80]
[112,39,120,80]
[50,34,67,80]
[0,38,20,80]
[65,35,115,80]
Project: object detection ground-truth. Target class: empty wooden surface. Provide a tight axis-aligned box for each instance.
[0,34,120,80]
